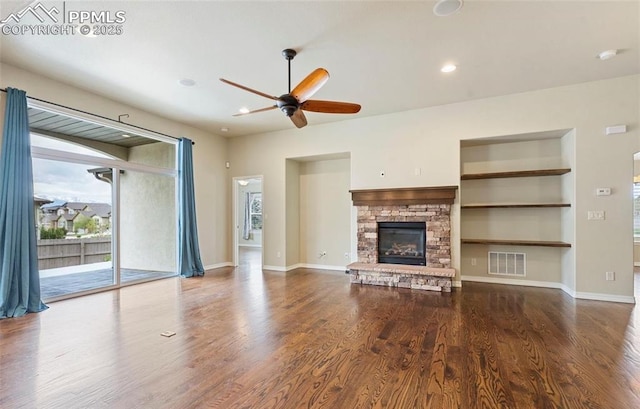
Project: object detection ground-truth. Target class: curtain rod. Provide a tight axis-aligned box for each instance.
[0,88,194,145]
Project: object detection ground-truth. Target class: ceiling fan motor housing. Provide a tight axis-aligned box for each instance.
[277,94,299,117]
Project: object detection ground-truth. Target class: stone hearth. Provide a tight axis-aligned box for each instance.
[348,186,457,292]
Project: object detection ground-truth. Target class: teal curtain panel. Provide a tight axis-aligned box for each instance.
[177,137,204,277]
[0,87,48,318]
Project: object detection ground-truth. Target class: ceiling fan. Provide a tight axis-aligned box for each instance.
[219,49,361,129]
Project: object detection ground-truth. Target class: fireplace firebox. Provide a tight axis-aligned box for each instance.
[377,222,426,266]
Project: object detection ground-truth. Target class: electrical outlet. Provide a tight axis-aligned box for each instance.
[380,170,385,177]
[606,271,615,281]
[344,252,350,259]
[319,251,327,258]
[471,258,477,266]
[276,251,281,258]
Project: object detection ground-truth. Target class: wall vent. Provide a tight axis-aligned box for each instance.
[488,252,526,276]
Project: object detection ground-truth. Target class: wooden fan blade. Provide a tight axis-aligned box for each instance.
[220,78,277,100]
[232,106,277,117]
[290,109,307,128]
[291,68,329,103]
[301,100,361,114]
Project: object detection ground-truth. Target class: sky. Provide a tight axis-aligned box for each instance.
[31,134,112,204]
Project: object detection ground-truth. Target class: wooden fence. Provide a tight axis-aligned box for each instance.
[37,237,111,270]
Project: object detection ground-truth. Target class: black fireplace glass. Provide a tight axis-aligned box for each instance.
[377,222,426,266]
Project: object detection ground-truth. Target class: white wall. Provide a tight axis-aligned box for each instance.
[228,75,639,301]
[634,159,640,265]
[0,63,229,269]
[120,142,176,272]
[298,157,351,267]
[284,159,300,267]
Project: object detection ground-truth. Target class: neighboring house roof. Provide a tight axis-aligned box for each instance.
[40,201,112,218]
[89,203,112,218]
[66,202,89,211]
[41,199,66,211]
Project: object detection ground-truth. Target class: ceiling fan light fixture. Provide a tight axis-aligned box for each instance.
[276,94,299,117]
[433,0,463,17]
[219,49,361,129]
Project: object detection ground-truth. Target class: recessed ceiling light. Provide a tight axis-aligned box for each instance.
[220,127,229,132]
[433,0,464,17]
[441,64,457,73]
[597,49,618,60]
[122,134,131,138]
[179,78,196,86]
[238,107,250,114]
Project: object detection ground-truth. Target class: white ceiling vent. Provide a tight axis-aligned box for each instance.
[488,252,526,276]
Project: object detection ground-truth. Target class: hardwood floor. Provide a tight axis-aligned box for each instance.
[1,261,639,408]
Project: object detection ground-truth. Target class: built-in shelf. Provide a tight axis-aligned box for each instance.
[461,238,571,248]
[461,203,571,209]
[461,168,571,180]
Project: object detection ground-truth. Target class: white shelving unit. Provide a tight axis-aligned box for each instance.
[459,130,575,285]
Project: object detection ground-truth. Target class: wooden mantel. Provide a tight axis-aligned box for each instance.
[350,186,458,206]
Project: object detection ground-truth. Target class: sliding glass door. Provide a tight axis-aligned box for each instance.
[30,132,178,301]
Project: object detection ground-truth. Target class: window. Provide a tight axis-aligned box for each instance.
[250,193,262,230]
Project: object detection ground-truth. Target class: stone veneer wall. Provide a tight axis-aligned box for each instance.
[356,204,451,268]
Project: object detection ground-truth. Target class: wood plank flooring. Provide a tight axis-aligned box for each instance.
[1,256,639,408]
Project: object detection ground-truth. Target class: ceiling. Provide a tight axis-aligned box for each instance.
[0,1,638,138]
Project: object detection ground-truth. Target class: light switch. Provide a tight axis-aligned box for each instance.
[596,187,611,196]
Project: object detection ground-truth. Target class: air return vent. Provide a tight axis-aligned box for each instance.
[488,252,526,276]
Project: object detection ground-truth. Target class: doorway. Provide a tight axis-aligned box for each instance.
[233,176,263,271]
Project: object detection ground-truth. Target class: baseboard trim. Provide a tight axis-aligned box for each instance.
[294,263,347,272]
[573,291,636,304]
[462,275,636,304]
[262,264,347,273]
[461,275,563,289]
[286,263,304,271]
[263,265,286,272]
[204,262,233,271]
[452,280,462,288]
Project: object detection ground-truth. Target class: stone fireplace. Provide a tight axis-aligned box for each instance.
[348,186,458,292]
